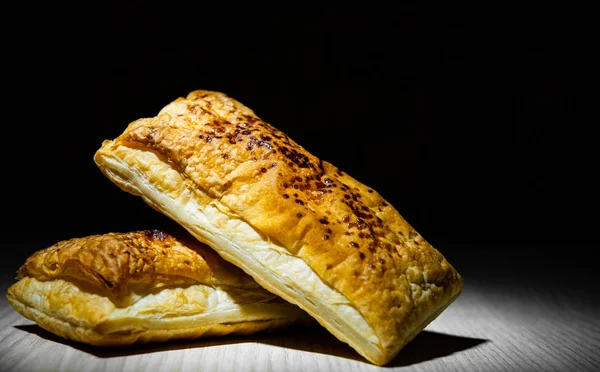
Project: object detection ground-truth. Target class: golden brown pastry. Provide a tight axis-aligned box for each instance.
[93,90,463,365]
[6,229,309,346]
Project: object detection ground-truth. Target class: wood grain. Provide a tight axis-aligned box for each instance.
[1,245,599,372]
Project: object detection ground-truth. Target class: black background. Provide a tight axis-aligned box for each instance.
[2,3,597,274]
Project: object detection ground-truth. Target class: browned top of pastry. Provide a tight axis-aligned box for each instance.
[17,229,259,297]
[105,90,463,349]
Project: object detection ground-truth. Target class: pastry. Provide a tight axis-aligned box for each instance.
[6,229,309,346]
[93,90,463,365]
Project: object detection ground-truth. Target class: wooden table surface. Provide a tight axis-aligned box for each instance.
[1,243,598,372]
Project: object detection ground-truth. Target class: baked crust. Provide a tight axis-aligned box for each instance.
[94,90,463,365]
[6,230,309,346]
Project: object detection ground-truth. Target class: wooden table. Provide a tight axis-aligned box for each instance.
[1,243,598,372]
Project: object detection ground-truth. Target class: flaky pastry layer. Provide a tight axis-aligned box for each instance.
[94,90,463,365]
[6,231,308,346]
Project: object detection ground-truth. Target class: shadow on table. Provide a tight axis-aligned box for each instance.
[387,330,488,367]
[15,324,487,367]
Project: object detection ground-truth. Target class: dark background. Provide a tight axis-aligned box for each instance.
[2,3,597,278]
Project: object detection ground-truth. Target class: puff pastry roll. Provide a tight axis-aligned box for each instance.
[94,90,463,365]
[6,230,309,346]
